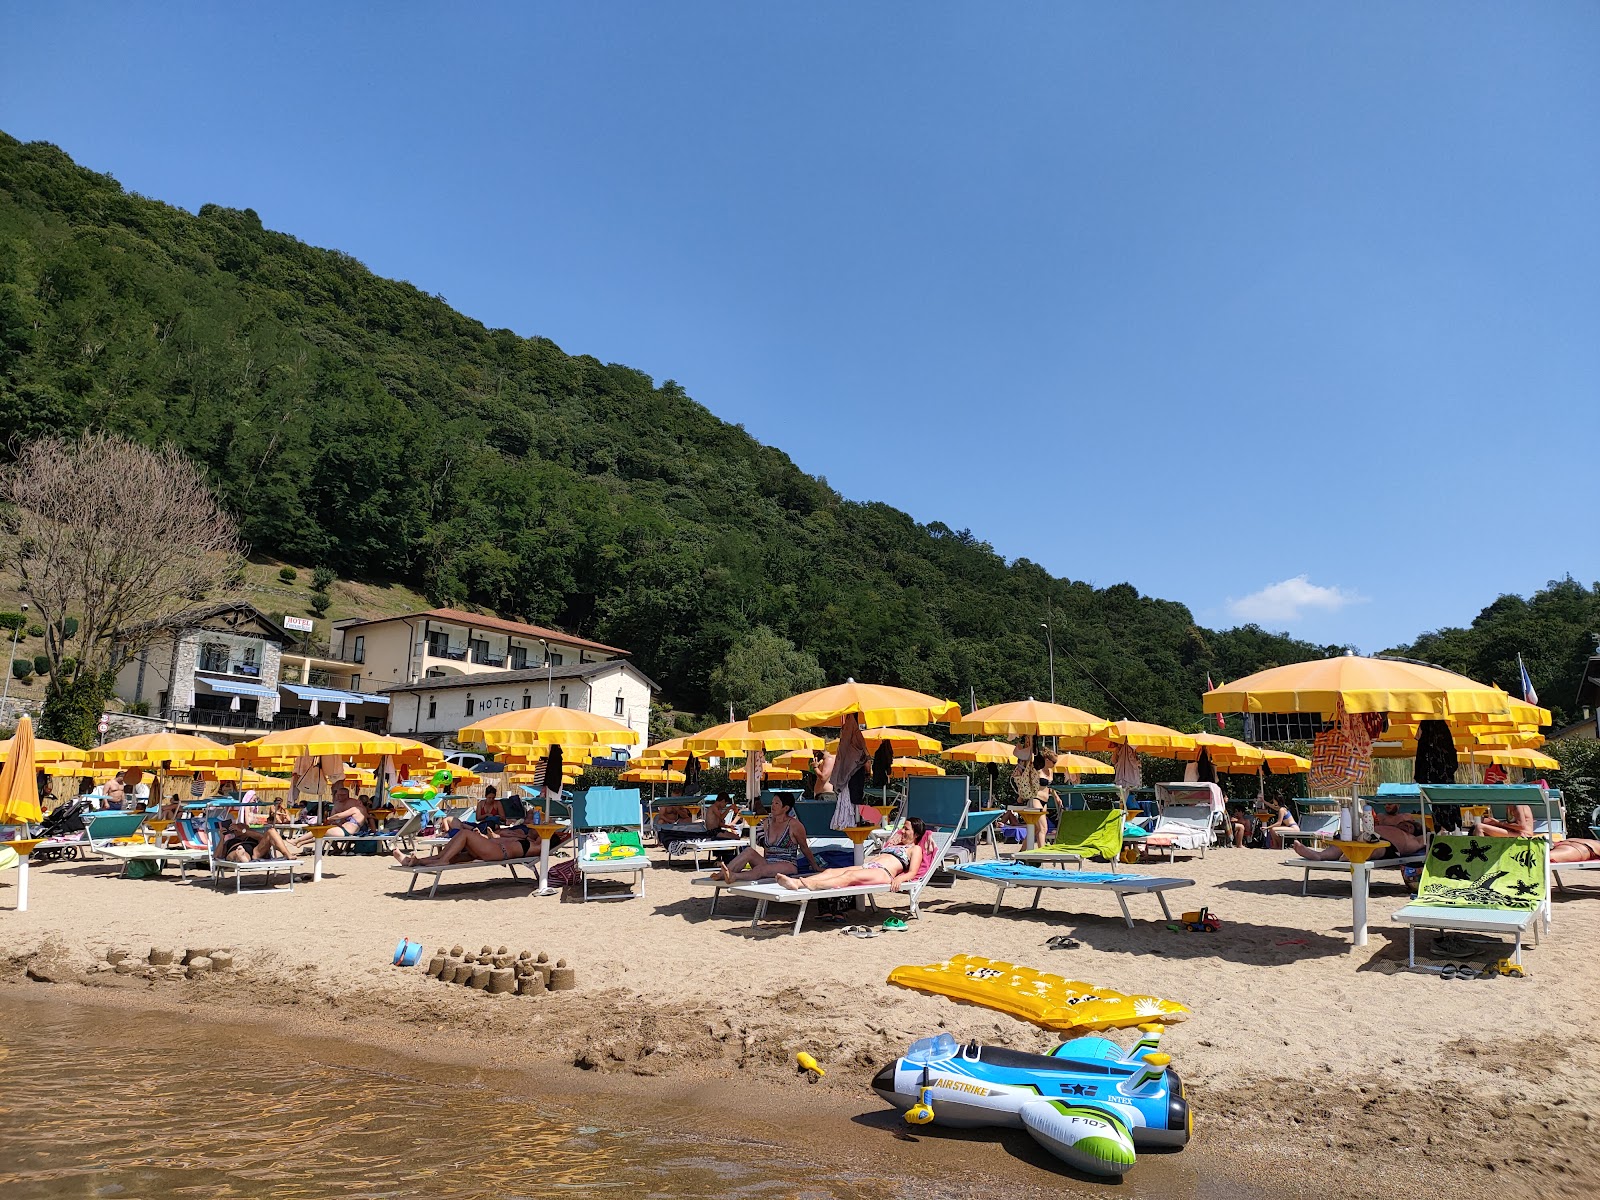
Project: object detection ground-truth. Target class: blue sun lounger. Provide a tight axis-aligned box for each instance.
[953,861,1195,928]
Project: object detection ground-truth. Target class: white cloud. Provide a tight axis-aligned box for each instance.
[1227,575,1364,624]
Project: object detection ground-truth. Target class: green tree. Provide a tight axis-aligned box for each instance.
[709,626,826,718]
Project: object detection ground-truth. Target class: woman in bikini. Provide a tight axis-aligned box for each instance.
[439,786,505,835]
[217,818,312,863]
[1550,838,1600,863]
[393,820,540,868]
[708,793,819,882]
[774,818,925,892]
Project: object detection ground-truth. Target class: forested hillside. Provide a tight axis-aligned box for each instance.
[0,133,1342,723]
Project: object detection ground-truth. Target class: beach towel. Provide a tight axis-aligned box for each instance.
[1113,745,1142,790]
[1037,809,1124,862]
[1415,836,1546,910]
[831,715,865,827]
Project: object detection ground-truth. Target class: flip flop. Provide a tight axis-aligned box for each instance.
[1441,963,1461,979]
[881,917,909,932]
[1045,935,1080,950]
[848,928,880,939]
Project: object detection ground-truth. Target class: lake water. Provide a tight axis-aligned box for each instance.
[0,992,1281,1200]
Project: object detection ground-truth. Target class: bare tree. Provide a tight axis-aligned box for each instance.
[3,432,244,742]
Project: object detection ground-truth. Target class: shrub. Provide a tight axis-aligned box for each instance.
[60,616,78,639]
[126,700,150,716]
[278,566,298,583]
[312,566,336,591]
[26,623,44,639]
[0,612,25,634]
[32,654,49,675]
[11,660,31,681]
[309,590,331,618]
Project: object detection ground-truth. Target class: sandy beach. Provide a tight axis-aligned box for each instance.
[4,843,1597,1199]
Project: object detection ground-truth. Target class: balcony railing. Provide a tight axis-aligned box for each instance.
[470,651,506,667]
[427,645,468,661]
[272,711,386,733]
[166,706,272,732]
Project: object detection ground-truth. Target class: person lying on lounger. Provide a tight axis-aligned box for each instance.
[1290,805,1426,860]
[708,793,819,882]
[1550,838,1600,863]
[773,818,925,892]
[217,819,312,863]
[393,820,542,868]
[1470,804,1534,838]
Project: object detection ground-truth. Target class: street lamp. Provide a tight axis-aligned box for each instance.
[1039,621,1055,704]
[538,638,552,705]
[1,602,29,718]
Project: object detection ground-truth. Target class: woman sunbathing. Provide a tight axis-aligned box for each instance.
[774,819,926,891]
[1290,805,1425,860]
[708,793,818,882]
[393,822,539,868]
[217,819,312,863]
[1550,838,1600,863]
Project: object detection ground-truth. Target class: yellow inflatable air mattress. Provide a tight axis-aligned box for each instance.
[887,954,1188,1033]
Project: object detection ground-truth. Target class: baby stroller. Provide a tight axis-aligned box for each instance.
[33,798,92,863]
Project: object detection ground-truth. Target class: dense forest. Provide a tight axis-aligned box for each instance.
[0,133,1579,731]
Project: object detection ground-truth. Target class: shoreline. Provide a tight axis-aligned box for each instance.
[5,848,1600,1198]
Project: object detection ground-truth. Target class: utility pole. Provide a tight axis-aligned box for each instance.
[1,602,29,720]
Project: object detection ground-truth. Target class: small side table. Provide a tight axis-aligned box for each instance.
[530,823,565,895]
[5,838,42,912]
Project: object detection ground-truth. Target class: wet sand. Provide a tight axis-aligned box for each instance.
[3,844,1598,1198]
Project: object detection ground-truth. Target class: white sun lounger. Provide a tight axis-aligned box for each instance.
[725,879,886,936]
[209,846,305,894]
[98,842,211,879]
[952,863,1196,927]
[1284,853,1424,896]
[1390,833,1548,967]
[390,855,541,898]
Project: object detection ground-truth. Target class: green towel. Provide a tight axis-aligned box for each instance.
[1415,836,1546,910]
[1038,810,1124,862]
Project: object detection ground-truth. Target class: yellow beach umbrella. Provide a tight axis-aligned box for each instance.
[942,739,1025,765]
[771,748,819,770]
[1052,752,1115,777]
[748,680,962,731]
[0,735,86,763]
[497,743,602,767]
[635,736,693,764]
[684,720,823,754]
[40,761,117,780]
[950,699,1111,741]
[235,724,441,762]
[1460,745,1560,771]
[1257,749,1311,774]
[458,706,639,750]
[824,726,943,755]
[889,757,945,778]
[0,714,43,826]
[86,731,229,767]
[730,765,805,782]
[1203,655,1514,720]
[1079,720,1198,755]
[619,766,686,784]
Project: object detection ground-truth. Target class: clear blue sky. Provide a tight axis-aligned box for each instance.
[4,3,1597,653]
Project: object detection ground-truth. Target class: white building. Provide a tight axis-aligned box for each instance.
[380,660,658,751]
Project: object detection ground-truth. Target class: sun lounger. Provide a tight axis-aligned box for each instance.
[391,854,542,898]
[1275,810,1342,849]
[35,810,148,867]
[1138,784,1223,861]
[207,823,305,895]
[312,813,421,882]
[952,861,1196,927]
[1016,809,1124,869]
[97,841,210,879]
[720,777,972,934]
[571,787,650,901]
[1390,834,1548,967]
[1284,851,1425,896]
[665,831,744,870]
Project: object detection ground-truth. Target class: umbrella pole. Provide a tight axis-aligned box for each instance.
[1347,782,1369,947]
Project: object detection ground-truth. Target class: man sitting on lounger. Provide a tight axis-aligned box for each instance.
[1291,805,1425,860]
[774,818,925,892]
[708,793,819,882]
[1470,803,1535,838]
[325,785,373,836]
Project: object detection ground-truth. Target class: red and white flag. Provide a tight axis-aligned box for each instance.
[1206,674,1226,729]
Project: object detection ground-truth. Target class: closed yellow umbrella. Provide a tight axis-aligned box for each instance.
[0,735,86,763]
[684,720,823,754]
[86,731,229,767]
[0,714,43,826]
[458,706,639,750]
[748,680,962,731]
[824,727,943,755]
[1052,752,1115,777]
[942,739,1024,765]
[951,699,1111,740]
[1203,654,1514,719]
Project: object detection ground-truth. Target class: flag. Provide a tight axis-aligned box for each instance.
[1206,674,1225,729]
[1518,654,1538,706]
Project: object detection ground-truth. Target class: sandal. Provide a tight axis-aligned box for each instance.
[881,917,908,932]
[1441,963,1463,979]
[1045,935,1080,950]
[847,927,880,939]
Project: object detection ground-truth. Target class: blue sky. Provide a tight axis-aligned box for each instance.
[4,3,1596,652]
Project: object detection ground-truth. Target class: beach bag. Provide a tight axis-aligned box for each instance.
[1309,704,1368,793]
[125,858,163,880]
[547,857,582,888]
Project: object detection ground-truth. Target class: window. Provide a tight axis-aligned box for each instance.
[469,637,491,664]
[427,699,437,720]
[465,696,475,716]
[558,690,569,709]
[349,675,362,691]
[509,645,528,670]
[613,695,625,716]
[549,652,564,667]
[522,691,532,710]
[352,636,365,664]
[199,643,230,673]
[426,631,450,658]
